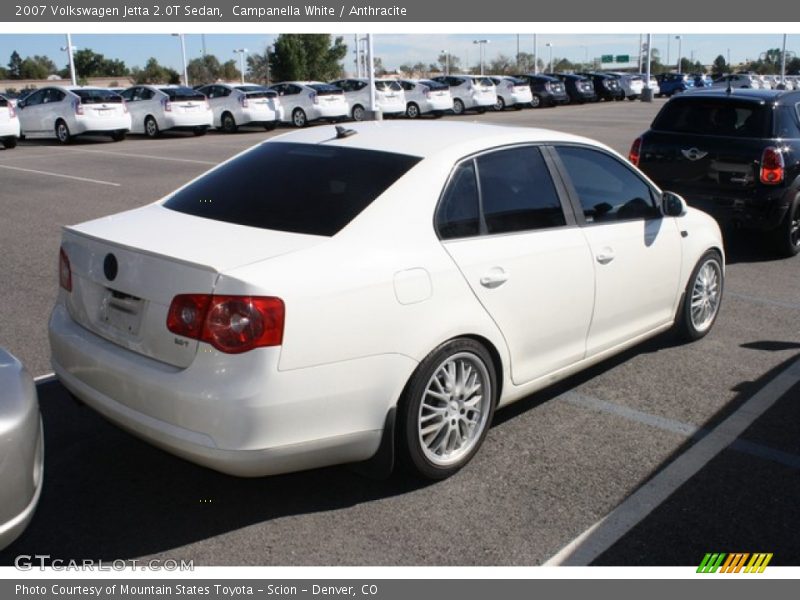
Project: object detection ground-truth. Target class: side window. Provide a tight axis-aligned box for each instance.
[120,88,134,101]
[355,81,368,91]
[556,146,659,223]
[476,146,566,234]
[24,90,45,106]
[400,81,413,91]
[286,84,302,95]
[50,89,66,102]
[141,88,154,100]
[436,161,480,240]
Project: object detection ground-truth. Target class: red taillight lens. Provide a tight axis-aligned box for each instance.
[309,91,318,105]
[167,294,284,354]
[759,146,784,185]
[162,98,172,112]
[423,86,431,99]
[59,247,72,292]
[239,94,249,108]
[629,136,642,166]
[72,99,84,116]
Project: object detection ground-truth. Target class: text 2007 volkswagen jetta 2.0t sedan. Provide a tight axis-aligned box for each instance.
[49,122,725,480]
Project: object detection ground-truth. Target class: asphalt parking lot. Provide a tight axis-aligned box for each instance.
[1,99,798,566]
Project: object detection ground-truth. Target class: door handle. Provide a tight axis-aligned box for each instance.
[596,249,616,264]
[480,268,509,288]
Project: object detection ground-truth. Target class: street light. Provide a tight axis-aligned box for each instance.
[675,35,682,74]
[473,39,489,76]
[60,34,77,86]
[171,33,189,87]
[233,48,248,84]
[441,49,449,75]
[546,42,554,74]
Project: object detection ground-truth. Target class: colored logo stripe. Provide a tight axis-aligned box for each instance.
[697,553,773,573]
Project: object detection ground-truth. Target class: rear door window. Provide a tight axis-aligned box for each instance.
[436,161,480,240]
[164,142,421,237]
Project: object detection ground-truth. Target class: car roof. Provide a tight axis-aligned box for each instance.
[682,87,799,104]
[267,121,605,160]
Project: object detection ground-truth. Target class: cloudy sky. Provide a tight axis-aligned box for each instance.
[0,33,792,75]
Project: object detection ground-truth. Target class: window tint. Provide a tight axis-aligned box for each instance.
[24,90,45,106]
[436,161,480,239]
[164,142,421,237]
[477,146,566,234]
[652,98,773,138]
[73,88,122,103]
[556,146,658,223]
[159,86,204,101]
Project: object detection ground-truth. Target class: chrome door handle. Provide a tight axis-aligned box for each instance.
[596,250,616,264]
[480,269,509,288]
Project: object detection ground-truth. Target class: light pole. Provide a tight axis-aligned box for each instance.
[233,48,247,84]
[533,34,538,74]
[265,45,272,86]
[171,33,189,87]
[675,35,682,74]
[781,34,788,87]
[61,34,77,86]
[473,39,489,76]
[546,42,554,74]
[441,49,449,75]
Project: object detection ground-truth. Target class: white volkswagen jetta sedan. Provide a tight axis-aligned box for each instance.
[49,122,724,480]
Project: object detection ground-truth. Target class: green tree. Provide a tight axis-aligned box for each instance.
[711,55,728,78]
[18,55,57,79]
[73,48,127,77]
[488,54,514,75]
[0,67,7,79]
[7,51,23,79]
[271,34,347,82]
[130,57,180,84]
[787,56,800,75]
[187,54,222,85]
[437,52,461,74]
[219,59,240,82]
[246,50,272,85]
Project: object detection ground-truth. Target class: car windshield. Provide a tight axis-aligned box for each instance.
[158,87,205,101]
[73,89,123,103]
[652,98,773,138]
[163,142,421,236]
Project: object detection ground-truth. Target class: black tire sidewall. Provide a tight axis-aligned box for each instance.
[398,338,497,480]
[678,250,724,341]
[777,194,800,257]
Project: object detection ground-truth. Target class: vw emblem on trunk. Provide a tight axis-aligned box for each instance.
[681,147,708,161]
[103,253,118,281]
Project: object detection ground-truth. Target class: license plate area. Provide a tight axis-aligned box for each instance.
[100,289,144,336]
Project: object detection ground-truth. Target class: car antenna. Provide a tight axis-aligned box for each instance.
[335,125,357,139]
[726,77,733,95]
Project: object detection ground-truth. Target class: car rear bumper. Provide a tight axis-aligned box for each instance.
[239,107,281,125]
[163,112,213,130]
[0,120,20,137]
[73,114,131,134]
[421,98,453,112]
[308,104,349,120]
[49,303,414,477]
[674,188,791,231]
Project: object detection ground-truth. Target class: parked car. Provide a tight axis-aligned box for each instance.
[268,81,348,128]
[607,72,645,100]
[634,73,661,96]
[577,73,625,101]
[329,78,406,121]
[631,88,800,257]
[514,74,569,107]
[711,73,762,90]
[430,75,497,115]
[551,73,597,104]
[49,121,724,481]
[0,94,20,148]
[488,76,533,110]
[655,73,695,97]
[691,74,713,89]
[195,83,281,133]
[397,79,453,118]
[16,86,130,144]
[120,85,212,137]
[0,348,44,550]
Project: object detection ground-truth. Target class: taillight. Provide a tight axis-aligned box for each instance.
[506,83,513,91]
[760,146,785,185]
[59,247,72,292]
[9,103,16,118]
[629,136,642,167]
[167,294,284,354]
[122,99,128,114]
[204,98,210,110]
[423,86,431,99]
[72,99,84,116]
[309,91,318,105]
[238,93,249,108]
[161,98,172,112]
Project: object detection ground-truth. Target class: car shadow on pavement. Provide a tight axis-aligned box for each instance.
[723,229,785,265]
[0,381,433,564]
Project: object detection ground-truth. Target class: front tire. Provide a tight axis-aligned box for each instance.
[676,250,724,341]
[398,338,497,480]
[193,126,208,136]
[530,94,542,108]
[55,120,72,144]
[775,194,800,257]
[263,122,277,131]
[110,130,126,142]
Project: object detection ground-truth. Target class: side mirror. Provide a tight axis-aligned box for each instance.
[661,191,687,217]
[16,100,24,109]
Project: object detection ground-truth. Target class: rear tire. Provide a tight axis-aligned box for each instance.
[144,116,160,138]
[675,250,724,341]
[263,122,278,131]
[193,126,208,136]
[405,102,421,119]
[530,94,542,108]
[352,104,365,121]
[775,194,800,257]
[397,338,497,480]
[220,112,237,133]
[55,120,72,145]
[291,108,307,128]
[110,130,126,142]
[2,136,17,149]
[493,96,505,111]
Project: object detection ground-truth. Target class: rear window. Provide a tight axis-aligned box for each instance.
[0,96,7,107]
[163,142,421,236]
[472,77,493,86]
[419,79,448,91]
[376,81,402,92]
[308,83,342,95]
[158,87,205,101]
[73,89,123,103]
[652,99,773,138]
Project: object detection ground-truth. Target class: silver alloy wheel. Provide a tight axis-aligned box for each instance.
[56,121,69,143]
[790,201,800,249]
[145,117,158,137]
[494,96,505,111]
[406,103,420,118]
[530,95,541,108]
[452,99,465,115]
[352,105,365,121]
[689,259,722,333]
[292,108,306,127]
[418,352,491,467]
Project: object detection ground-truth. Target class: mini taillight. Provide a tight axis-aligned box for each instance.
[59,247,72,292]
[238,93,249,108]
[629,136,642,166]
[759,146,784,185]
[167,294,284,354]
[72,99,84,116]
[161,98,172,112]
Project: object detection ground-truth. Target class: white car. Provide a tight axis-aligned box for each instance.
[120,85,212,137]
[268,81,349,128]
[49,122,724,480]
[607,72,645,100]
[196,83,282,133]
[398,79,453,118]
[488,76,533,110]
[16,86,130,144]
[712,74,762,90]
[0,94,20,149]
[0,348,44,550]
[431,75,497,115]
[329,78,406,121]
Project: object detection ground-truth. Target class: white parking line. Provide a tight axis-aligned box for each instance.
[34,372,56,383]
[0,164,120,186]
[545,356,800,565]
[56,147,217,165]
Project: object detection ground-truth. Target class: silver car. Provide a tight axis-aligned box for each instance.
[0,348,44,550]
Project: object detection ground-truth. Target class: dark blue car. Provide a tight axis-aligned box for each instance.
[656,73,695,97]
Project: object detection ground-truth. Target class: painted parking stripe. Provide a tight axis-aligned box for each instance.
[34,372,56,384]
[546,356,800,566]
[57,147,216,165]
[0,164,120,186]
